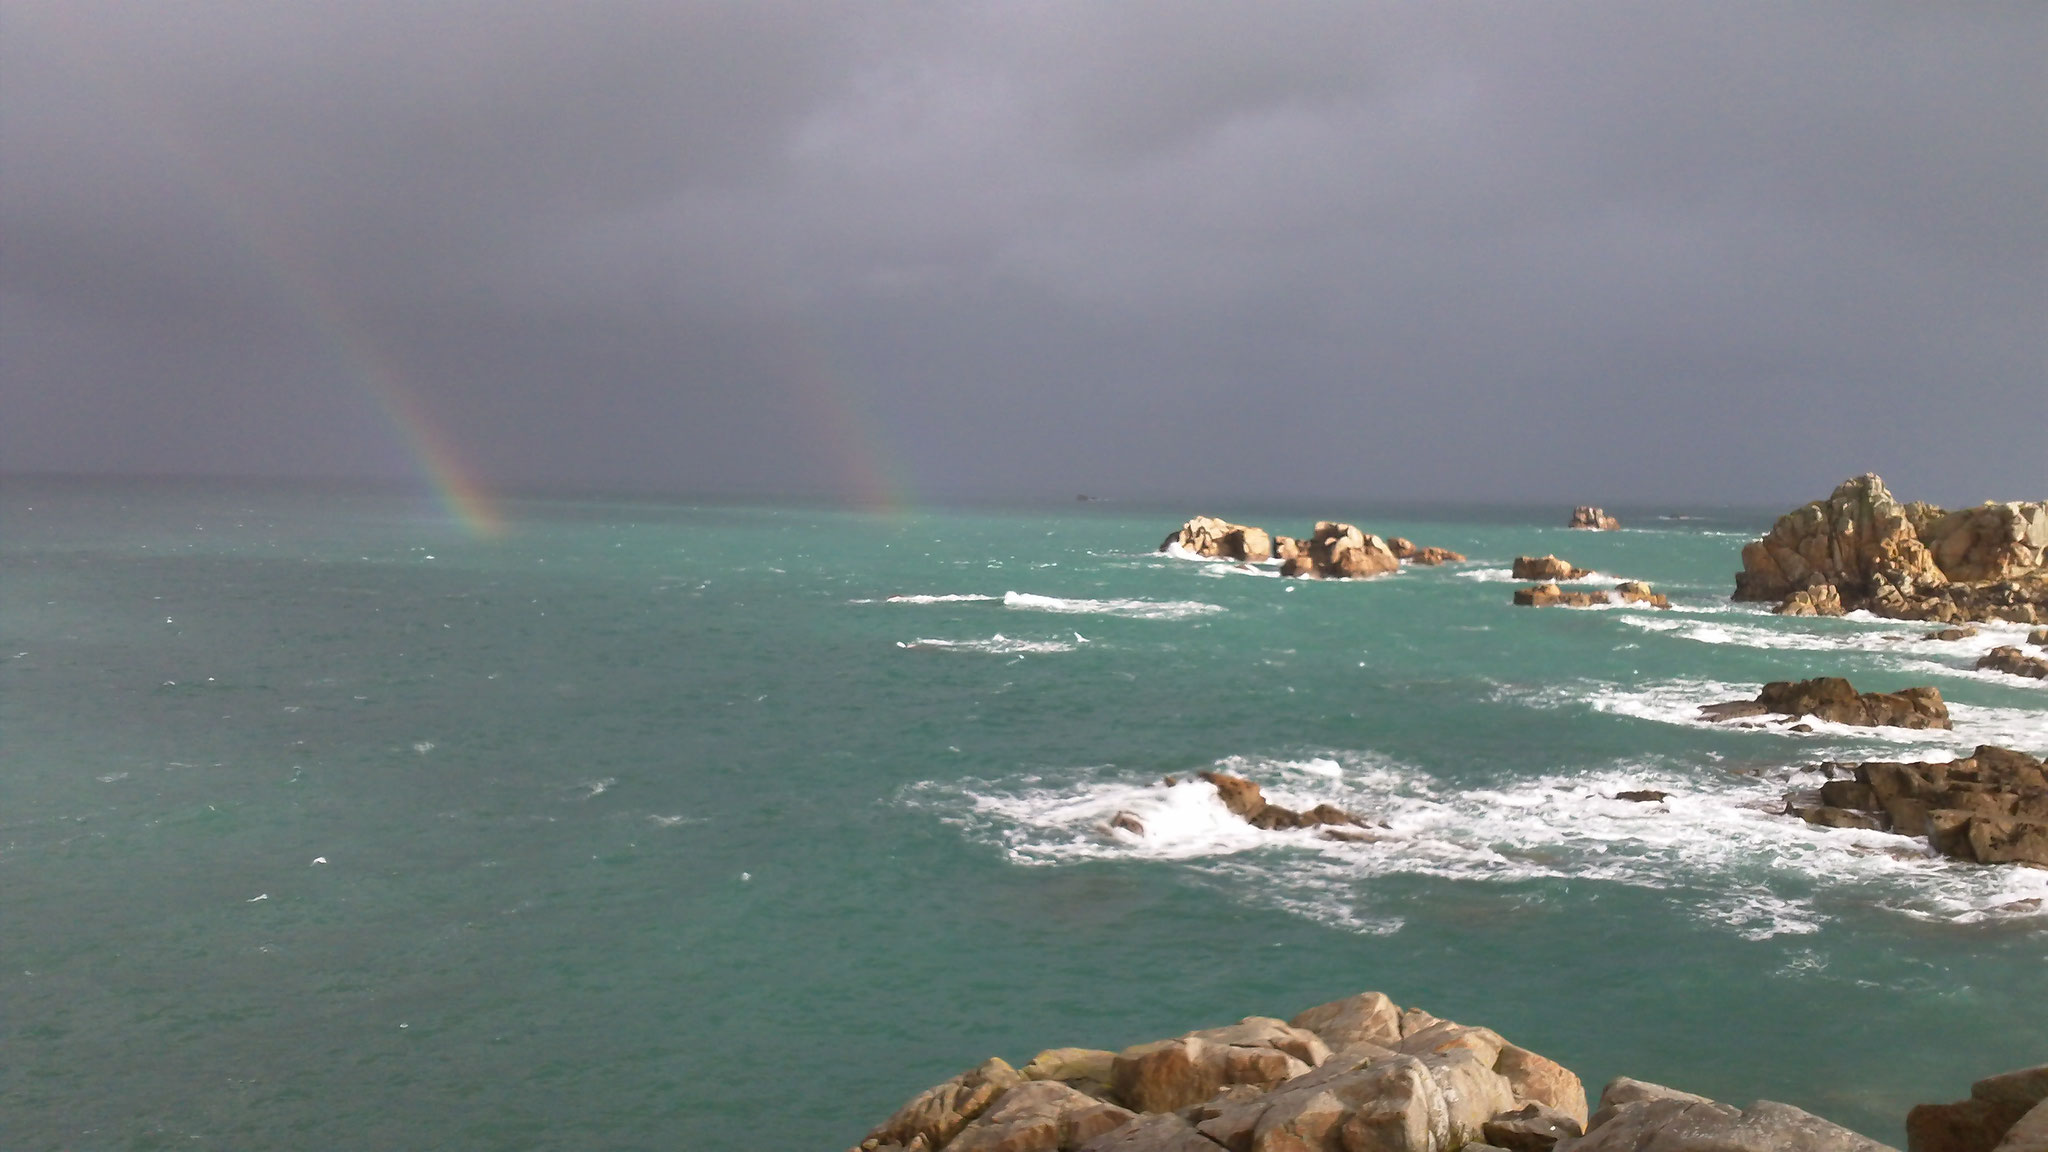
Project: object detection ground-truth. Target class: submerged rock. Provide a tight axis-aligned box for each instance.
[1196,770,1364,832]
[1702,677,1951,730]
[1733,474,2048,623]
[1569,507,1621,530]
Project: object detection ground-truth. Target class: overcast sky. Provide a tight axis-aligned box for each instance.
[4,2,2043,508]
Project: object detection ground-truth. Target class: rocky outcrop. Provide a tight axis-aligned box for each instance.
[1926,627,1980,641]
[1513,582,1671,610]
[852,991,1593,1152]
[1569,507,1620,531]
[2031,628,2048,648]
[1197,771,1367,834]
[1906,1064,2048,1152]
[1978,646,2048,680]
[1784,746,2048,868]
[1282,522,1401,580]
[1558,1078,1891,1152]
[1699,677,1951,730]
[1733,474,2048,623]
[1514,556,1592,581]
[1162,517,1274,562]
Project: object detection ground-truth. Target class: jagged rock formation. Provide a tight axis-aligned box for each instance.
[851,991,1922,1152]
[1978,646,2048,680]
[1163,520,1462,577]
[1569,507,1620,531]
[1282,522,1401,580]
[1700,677,1951,730]
[1784,745,2048,868]
[1162,518,1274,562]
[1513,582,1671,610]
[1906,1063,2048,1152]
[1733,475,2048,623]
[1514,556,1592,581]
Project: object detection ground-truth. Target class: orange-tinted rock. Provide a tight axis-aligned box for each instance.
[1514,555,1591,581]
[1569,506,1620,530]
[1161,517,1274,562]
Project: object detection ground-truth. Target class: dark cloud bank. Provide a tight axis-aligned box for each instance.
[4,2,2043,508]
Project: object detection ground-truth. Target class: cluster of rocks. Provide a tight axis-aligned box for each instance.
[1569,507,1620,531]
[1783,745,2048,868]
[1733,474,2048,624]
[1700,677,1952,731]
[1160,518,1465,580]
[1109,771,1378,844]
[851,989,2022,1152]
[1506,555,1671,610]
[1910,1066,2048,1152]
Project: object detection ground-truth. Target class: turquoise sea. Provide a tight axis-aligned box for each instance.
[3,478,2043,1150]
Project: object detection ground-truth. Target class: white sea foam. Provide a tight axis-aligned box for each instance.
[897,634,1078,655]
[1001,590,1225,620]
[906,749,2048,942]
[848,593,1003,604]
[1618,615,2047,689]
[1522,677,2048,755]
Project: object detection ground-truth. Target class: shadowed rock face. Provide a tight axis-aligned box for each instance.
[1282,521,1401,580]
[1734,474,2048,624]
[1906,1064,2048,1152]
[1785,745,2048,869]
[1978,646,2048,679]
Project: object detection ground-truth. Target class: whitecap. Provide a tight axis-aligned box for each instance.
[1002,590,1224,620]
[897,634,1077,655]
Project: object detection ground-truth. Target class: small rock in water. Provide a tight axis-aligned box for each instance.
[1110,811,1145,837]
[1613,790,1669,803]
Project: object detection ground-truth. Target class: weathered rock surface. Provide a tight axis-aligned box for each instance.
[1513,582,1671,610]
[1701,677,1951,730]
[858,992,1594,1152]
[1198,771,1365,833]
[1514,555,1592,581]
[1907,1064,2048,1152]
[2030,628,2048,648]
[1411,546,1466,566]
[1163,517,1275,562]
[1783,746,2048,868]
[1282,522,1402,579]
[1978,646,2048,679]
[1733,474,2048,623]
[1570,507,1621,531]
[1560,1096,1892,1152]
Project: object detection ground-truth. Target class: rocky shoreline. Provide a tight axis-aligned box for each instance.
[850,990,2046,1152]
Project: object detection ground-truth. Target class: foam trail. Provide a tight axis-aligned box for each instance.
[1003,591,1225,620]
[898,634,1077,655]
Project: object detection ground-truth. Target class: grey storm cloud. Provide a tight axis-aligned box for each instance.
[3,1,2043,506]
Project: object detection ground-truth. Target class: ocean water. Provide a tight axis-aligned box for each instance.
[2,478,2043,1151]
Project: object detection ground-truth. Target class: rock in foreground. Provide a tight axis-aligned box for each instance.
[1700,677,1951,730]
[1785,745,2048,868]
[1733,474,2048,623]
[852,991,1920,1152]
[1905,1063,2048,1152]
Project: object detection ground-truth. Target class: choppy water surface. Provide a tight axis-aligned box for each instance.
[2,480,2042,1149]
